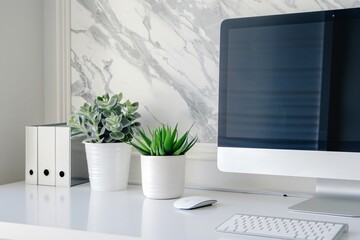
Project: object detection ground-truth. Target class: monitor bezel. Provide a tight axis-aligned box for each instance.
[217,8,360,181]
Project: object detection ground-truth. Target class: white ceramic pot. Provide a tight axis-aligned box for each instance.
[141,155,186,199]
[84,142,132,191]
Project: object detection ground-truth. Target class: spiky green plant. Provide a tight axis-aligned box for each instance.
[68,93,141,143]
[131,124,198,156]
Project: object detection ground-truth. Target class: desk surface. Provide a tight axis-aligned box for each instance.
[0,182,359,240]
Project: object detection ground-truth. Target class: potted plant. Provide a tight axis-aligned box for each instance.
[131,124,197,199]
[68,93,141,191]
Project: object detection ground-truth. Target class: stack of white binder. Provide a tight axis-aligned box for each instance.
[25,124,89,187]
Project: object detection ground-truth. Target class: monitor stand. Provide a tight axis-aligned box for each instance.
[289,179,360,217]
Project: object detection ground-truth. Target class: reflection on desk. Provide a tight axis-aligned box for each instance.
[0,182,359,240]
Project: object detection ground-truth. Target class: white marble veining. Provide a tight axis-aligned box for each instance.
[71,0,360,142]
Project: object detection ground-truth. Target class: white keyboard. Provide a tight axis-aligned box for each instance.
[216,214,348,240]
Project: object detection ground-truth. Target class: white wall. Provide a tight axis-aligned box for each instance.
[44,0,58,124]
[0,0,44,184]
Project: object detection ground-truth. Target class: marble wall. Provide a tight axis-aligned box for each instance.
[71,0,360,143]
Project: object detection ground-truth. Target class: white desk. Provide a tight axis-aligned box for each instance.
[0,182,359,239]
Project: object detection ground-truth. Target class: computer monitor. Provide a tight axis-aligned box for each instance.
[217,7,360,217]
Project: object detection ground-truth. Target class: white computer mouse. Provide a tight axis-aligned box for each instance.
[173,196,217,210]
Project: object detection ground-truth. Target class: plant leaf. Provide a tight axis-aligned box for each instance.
[164,128,172,154]
[182,136,198,154]
[173,131,189,151]
[110,132,125,141]
[134,136,150,153]
[138,128,151,147]
[170,123,178,145]
[173,139,189,155]
[150,140,157,155]
[132,112,141,119]
[161,125,166,145]
[130,142,150,155]
[158,145,165,156]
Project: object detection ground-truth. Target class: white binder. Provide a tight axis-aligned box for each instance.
[25,126,38,185]
[55,126,88,187]
[38,126,56,186]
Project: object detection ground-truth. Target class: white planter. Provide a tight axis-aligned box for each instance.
[141,155,186,199]
[84,142,132,191]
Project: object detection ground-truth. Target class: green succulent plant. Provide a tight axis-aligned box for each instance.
[68,93,141,143]
[131,124,198,156]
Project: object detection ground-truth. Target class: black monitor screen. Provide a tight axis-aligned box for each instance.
[218,8,360,152]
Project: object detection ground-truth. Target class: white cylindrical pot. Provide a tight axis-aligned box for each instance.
[84,142,132,191]
[141,155,186,199]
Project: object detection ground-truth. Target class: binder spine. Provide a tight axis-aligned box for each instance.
[25,126,38,185]
[55,127,71,187]
[38,126,56,186]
